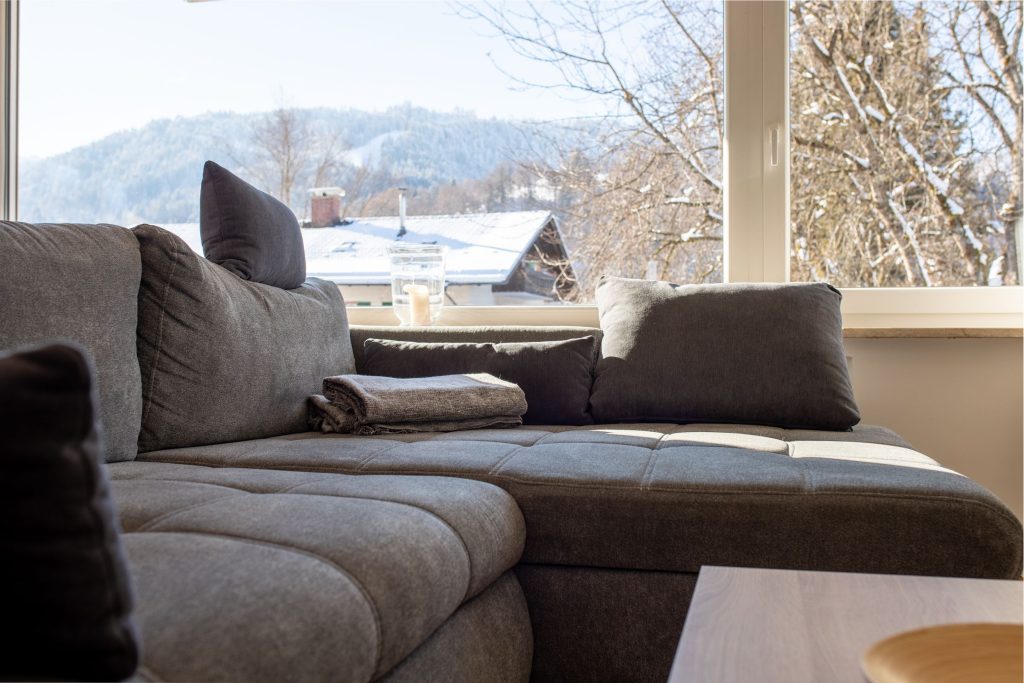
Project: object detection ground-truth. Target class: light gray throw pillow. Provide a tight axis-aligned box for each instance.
[590,277,859,429]
[133,224,355,452]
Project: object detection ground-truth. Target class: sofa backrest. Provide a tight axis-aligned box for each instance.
[0,222,143,462]
[349,325,603,373]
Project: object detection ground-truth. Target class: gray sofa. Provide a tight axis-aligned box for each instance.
[2,221,1021,683]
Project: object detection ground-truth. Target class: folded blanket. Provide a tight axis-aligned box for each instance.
[308,373,528,435]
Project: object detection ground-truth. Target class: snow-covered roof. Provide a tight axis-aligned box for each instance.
[159,210,558,285]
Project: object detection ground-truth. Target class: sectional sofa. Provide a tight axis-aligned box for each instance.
[2,220,1021,683]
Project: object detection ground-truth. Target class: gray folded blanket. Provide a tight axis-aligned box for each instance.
[308,373,528,435]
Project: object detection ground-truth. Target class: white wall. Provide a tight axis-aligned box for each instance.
[844,337,1024,521]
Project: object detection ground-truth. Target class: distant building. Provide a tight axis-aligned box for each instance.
[308,187,346,228]
[160,210,576,306]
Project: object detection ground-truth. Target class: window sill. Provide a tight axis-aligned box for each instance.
[843,328,1021,339]
[344,286,1023,338]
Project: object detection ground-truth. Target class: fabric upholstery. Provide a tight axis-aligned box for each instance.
[381,573,532,683]
[134,423,1023,580]
[0,344,138,681]
[200,160,306,289]
[350,325,602,372]
[515,564,696,683]
[591,277,860,429]
[0,221,142,462]
[107,463,526,682]
[133,224,355,451]
[362,336,597,425]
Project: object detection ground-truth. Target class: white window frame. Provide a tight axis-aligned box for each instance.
[1,0,1019,332]
[0,0,16,221]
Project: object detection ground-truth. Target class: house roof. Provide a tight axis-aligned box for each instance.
[159,210,560,286]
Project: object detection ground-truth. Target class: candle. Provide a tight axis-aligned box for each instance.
[403,284,431,325]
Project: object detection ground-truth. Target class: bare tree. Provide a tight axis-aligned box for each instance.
[462,0,1022,292]
[939,0,1022,284]
[791,0,1021,286]
[244,107,347,217]
[459,0,724,298]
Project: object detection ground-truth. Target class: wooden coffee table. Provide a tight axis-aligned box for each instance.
[668,566,1023,682]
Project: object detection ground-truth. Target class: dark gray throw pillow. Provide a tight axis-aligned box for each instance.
[590,277,859,429]
[134,224,355,451]
[200,160,306,289]
[0,343,139,681]
[362,336,597,425]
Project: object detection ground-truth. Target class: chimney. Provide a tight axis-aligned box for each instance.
[310,187,345,228]
[397,187,408,238]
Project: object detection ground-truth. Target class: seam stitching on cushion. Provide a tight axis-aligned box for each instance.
[531,430,565,446]
[355,440,430,470]
[275,474,343,493]
[489,445,529,476]
[115,477,254,493]
[140,229,182,428]
[640,448,659,490]
[138,529,386,677]
[796,454,813,494]
[134,493,247,532]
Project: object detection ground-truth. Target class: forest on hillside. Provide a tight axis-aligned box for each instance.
[18,105,566,226]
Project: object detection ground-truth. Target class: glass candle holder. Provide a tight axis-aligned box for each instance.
[387,243,446,326]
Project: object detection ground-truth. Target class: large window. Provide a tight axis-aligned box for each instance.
[6,0,1022,323]
[16,0,724,306]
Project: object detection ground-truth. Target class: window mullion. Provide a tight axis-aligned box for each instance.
[762,0,789,282]
[724,0,788,283]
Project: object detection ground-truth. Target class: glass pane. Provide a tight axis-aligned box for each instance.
[790,0,1022,287]
[18,0,723,305]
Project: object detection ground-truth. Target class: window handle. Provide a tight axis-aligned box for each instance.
[768,126,781,167]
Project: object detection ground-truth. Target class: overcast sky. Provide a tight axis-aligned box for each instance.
[19,0,609,159]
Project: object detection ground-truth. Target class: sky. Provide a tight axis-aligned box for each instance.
[19,0,610,159]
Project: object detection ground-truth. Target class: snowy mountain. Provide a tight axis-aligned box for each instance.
[18,105,566,226]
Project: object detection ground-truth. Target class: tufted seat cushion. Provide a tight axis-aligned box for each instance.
[106,464,528,682]
[133,424,1023,580]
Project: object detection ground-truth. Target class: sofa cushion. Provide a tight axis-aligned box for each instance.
[134,424,1023,580]
[362,336,597,425]
[380,573,532,683]
[0,344,138,681]
[350,325,603,371]
[200,160,306,289]
[0,221,142,462]
[106,463,525,682]
[590,277,860,430]
[133,224,354,452]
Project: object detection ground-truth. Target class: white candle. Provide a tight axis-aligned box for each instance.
[403,284,431,325]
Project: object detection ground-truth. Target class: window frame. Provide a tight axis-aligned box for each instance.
[1,0,1020,331]
[0,0,16,220]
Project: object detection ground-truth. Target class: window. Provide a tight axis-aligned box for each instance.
[3,0,1021,326]
[790,1,1021,288]
[15,0,724,307]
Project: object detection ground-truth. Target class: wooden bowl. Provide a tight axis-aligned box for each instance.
[863,622,1023,683]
